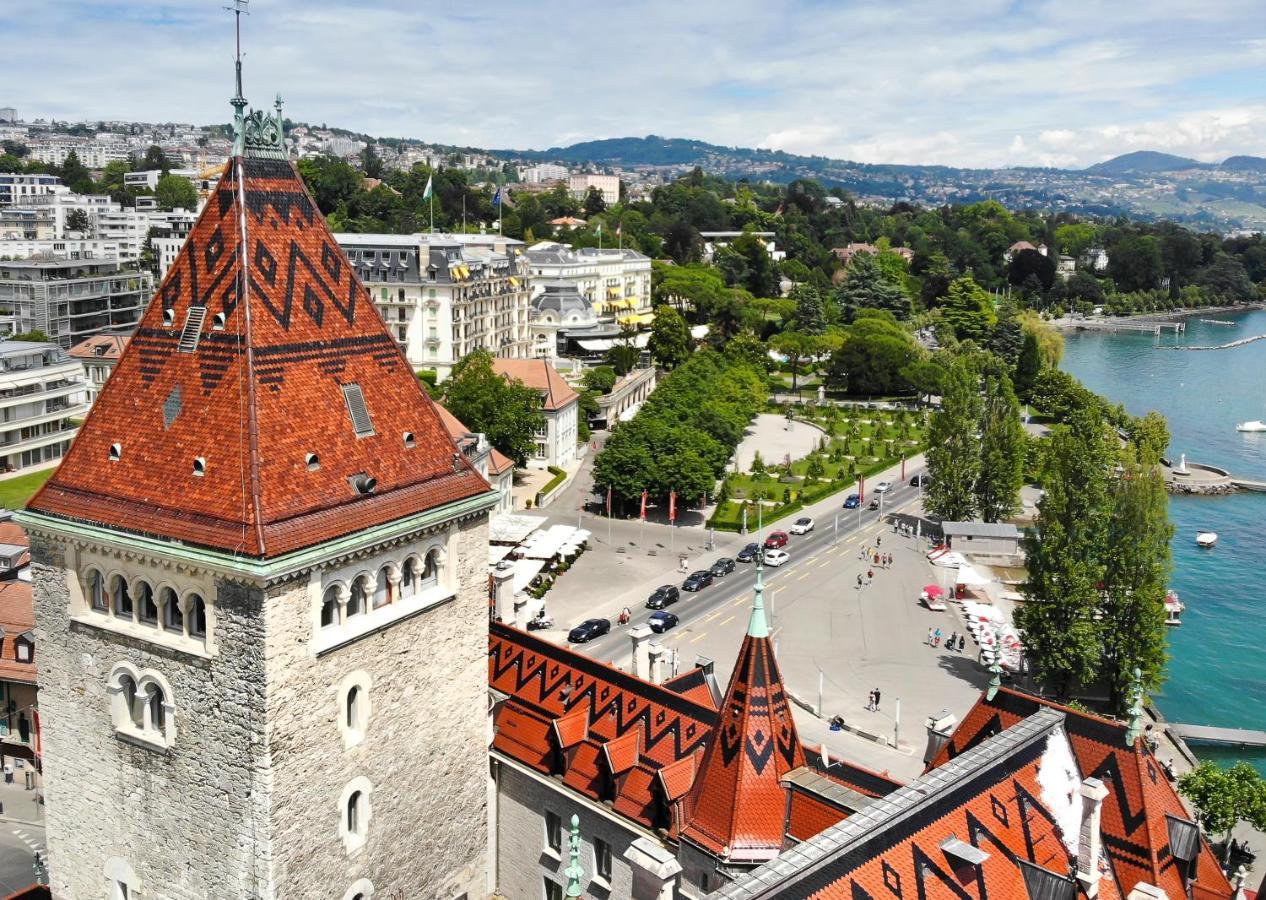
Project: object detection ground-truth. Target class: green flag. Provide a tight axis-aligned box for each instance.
[422,175,433,200]
[595,223,602,237]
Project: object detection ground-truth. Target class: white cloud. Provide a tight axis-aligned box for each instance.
[10,0,1266,168]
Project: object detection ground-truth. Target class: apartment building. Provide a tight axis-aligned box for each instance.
[521,163,569,184]
[0,174,62,207]
[524,241,652,324]
[0,259,150,348]
[0,340,89,474]
[334,232,533,379]
[568,173,620,206]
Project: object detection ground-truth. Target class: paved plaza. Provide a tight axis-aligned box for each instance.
[733,413,824,471]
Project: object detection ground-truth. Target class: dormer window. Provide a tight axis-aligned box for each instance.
[14,633,33,663]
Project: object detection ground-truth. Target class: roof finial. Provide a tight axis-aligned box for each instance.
[1124,667,1146,745]
[564,814,584,897]
[748,558,769,638]
[985,657,1003,701]
[226,0,250,156]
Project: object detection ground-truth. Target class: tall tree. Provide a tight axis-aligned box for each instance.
[790,284,826,334]
[141,144,171,174]
[360,144,384,178]
[1013,331,1041,398]
[974,364,1025,522]
[647,305,692,370]
[1179,762,1266,864]
[440,349,545,467]
[1015,405,1115,699]
[65,208,90,234]
[1108,235,1164,292]
[155,173,198,211]
[59,150,93,193]
[1098,448,1173,714]
[582,186,607,218]
[833,252,911,320]
[924,357,982,521]
[941,275,996,342]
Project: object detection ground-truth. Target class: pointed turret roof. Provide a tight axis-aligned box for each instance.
[28,119,489,558]
[680,564,805,863]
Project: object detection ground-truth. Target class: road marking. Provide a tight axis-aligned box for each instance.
[719,614,735,626]
[796,571,811,580]
[690,631,709,643]
[805,555,818,564]
[817,558,833,568]
[732,597,746,607]
[705,610,722,622]
[771,627,782,639]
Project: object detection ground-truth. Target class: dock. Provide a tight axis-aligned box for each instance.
[1069,319,1185,335]
[1169,723,1266,748]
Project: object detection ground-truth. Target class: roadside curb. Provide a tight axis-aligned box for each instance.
[0,813,45,828]
[788,689,914,755]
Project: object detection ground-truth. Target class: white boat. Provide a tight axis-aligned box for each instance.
[1237,420,1266,432]
[1196,531,1218,548]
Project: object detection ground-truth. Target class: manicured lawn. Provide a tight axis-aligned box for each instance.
[0,468,55,510]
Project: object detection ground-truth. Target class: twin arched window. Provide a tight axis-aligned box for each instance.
[85,570,208,647]
[109,663,175,750]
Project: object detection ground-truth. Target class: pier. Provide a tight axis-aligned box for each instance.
[1169,723,1266,748]
[1068,319,1185,335]
[1159,332,1266,351]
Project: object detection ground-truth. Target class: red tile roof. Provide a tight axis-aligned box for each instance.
[491,358,578,411]
[0,580,35,685]
[930,687,1234,900]
[28,156,489,558]
[488,448,515,476]
[68,332,130,361]
[679,630,806,863]
[0,522,30,571]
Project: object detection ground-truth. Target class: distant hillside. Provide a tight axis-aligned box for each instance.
[1084,151,1208,175]
[1221,155,1266,173]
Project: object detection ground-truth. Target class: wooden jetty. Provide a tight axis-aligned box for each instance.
[1072,319,1185,335]
[1169,723,1266,748]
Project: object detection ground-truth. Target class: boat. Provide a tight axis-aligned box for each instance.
[1237,420,1266,432]
[1196,531,1218,548]
[1164,589,1184,627]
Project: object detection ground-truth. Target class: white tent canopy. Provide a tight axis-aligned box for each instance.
[489,513,548,545]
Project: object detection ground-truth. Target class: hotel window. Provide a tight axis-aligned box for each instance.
[545,810,562,854]
[321,585,341,628]
[372,567,391,609]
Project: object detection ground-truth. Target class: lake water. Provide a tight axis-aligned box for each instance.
[1061,309,1266,769]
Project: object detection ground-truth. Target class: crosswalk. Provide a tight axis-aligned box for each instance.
[11,828,44,857]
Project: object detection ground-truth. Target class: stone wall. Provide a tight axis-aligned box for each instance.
[31,535,274,900]
[264,514,491,900]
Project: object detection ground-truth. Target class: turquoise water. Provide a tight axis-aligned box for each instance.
[1061,309,1266,769]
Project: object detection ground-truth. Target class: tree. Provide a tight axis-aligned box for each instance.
[1008,248,1055,292]
[924,357,982,521]
[606,343,640,376]
[582,186,607,218]
[1130,411,1170,463]
[141,144,171,174]
[974,364,1025,522]
[900,358,947,406]
[1054,223,1098,258]
[834,252,911,320]
[59,150,93,193]
[941,275,996,342]
[1065,270,1104,304]
[581,366,617,395]
[65,208,90,234]
[723,332,772,373]
[440,349,545,467]
[826,314,916,396]
[1108,235,1164,293]
[360,144,384,178]
[1014,405,1115,699]
[1179,761,1266,861]
[1098,448,1173,714]
[648,305,692,370]
[1014,331,1041,398]
[769,331,818,393]
[664,222,702,264]
[727,231,779,298]
[790,284,826,334]
[1196,254,1257,302]
[155,173,198,211]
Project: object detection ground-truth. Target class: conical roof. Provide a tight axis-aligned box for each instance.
[28,153,490,558]
[680,565,805,862]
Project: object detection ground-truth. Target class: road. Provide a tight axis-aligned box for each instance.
[0,822,45,894]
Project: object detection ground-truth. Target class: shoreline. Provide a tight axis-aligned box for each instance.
[1053,301,1266,328]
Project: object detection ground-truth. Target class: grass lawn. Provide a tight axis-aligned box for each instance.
[0,468,55,510]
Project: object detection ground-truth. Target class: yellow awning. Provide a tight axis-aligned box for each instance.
[509,276,519,287]
[607,287,621,297]
[618,312,655,326]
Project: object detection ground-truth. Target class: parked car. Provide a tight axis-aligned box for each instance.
[736,542,762,563]
[682,570,714,592]
[910,473,931,487]
[710,557,736,577]
[646,585,680,609]
[568,618,611,643]
[874,480,893,494]
[764,531,789,550]
[843,494,861,509]
[789,516,815,535]
[763,548,790,567]
[648,611,679,633]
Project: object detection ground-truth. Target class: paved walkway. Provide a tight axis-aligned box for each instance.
[733,414,823,472]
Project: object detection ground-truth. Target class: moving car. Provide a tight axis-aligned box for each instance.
[682,570,714,592]
[873,480,893,494]
[789,516,815,535]
[843,494,861,509]
[910,473,931,487]
[736,542,762,563]
[648,611,679,633]
[568,618,611,643]
[763,548,790,567]
[710,557,736,577]
[764,531,789,550]
[646,585,680,609]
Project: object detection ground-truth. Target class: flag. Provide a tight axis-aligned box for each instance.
[606,486,613,517]
[640,489,647,520]
[422,175,433,200]
[615,223,622,237]
[492,187,501,207]
[669,490,677,523]
[595,223,602,237]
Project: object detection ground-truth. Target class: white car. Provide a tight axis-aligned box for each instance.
[873,481,893,494]
[763,548,790,567]
[789,516,815,535]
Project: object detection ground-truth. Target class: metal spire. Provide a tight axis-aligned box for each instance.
[226,0,250,156]
[1124,667,1146,745]
[564,814,584,898]
[748,558,769,638]
[985,658,1003,701]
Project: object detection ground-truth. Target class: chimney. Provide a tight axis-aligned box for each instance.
[923,709,957,765]
[629,625,654,680]
[647,642,669,685]
[1077,777,1111,898]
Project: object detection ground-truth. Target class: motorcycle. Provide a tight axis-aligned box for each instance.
[527,612,553,631]
[868,499,880,510]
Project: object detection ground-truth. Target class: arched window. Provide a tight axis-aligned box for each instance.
[347,579,366,617]
[136,581,157,625]
[111,575,132,620]
[160,587,183,633]
[88,570,107,612]
[421,550,439,587]
[372,567,391,609]
[347,791,362,836]
[147,684,166,732]
[400,557,419,598]
[321,586,341,628]
[189,595,206,638]
[346,685,360,731]
[113,671,141,730]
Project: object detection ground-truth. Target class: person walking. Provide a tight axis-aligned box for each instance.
[933,627,943,647]
[866,568,874,584]
[927,626,934,645]
[948,631,957,652]
[872,688,881,712]
[857,573,863,589]
[958,634,966,652]
[865,689,875,711]
[876,535,882,548]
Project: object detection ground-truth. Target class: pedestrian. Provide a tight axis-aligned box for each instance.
[958,634,966,652]
[948,631,957,651]
[877,535,882,547]
[857,573,863,588]
[873,553,880,565]
[866,568,874,584]
[927,626,934,645]
[933,627,942,647]
[866,689,875,711]
[873,689,881,711]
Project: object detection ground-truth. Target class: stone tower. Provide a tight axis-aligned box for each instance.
[17,84,497,899]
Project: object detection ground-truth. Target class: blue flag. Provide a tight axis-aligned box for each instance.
[492,187,502,207]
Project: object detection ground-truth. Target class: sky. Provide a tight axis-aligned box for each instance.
[11,0,1266,169]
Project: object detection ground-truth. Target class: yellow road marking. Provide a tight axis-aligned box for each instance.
[690,631,709,643]
[732,596,746,607]
[719,614,735,626]
[805,556,818,565]
[797,570,812,580]
[705,610,722,622]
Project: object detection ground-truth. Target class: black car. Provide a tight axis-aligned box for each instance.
[567,618,611,643]
[646,585,680,609]
[910,473,931,487]
[682,570,714,592]
[710,557,736,577]
[736,542,761,563]
[648,611,679,634]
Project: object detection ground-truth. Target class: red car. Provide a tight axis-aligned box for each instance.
[764,531,789,550]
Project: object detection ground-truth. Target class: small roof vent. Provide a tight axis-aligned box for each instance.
[341,383,374,437]
[403,431,416,449]
[349,473,377,496]
[212,312,226,331]
[108,442,121,462]
[192,457,206,477]
[163,308,175,326]
[305,452,320,471]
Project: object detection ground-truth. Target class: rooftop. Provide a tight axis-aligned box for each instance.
[942,521,1022,539]
[491,358,579,411]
